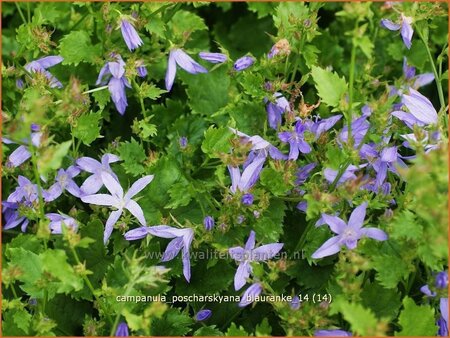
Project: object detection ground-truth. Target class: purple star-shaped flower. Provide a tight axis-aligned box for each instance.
[96,54,131,115]
[279,121,312,160]
[381,13,413,49]
[312,203,388,259]
[338,116,370,148]
[359,143,407,190]
[229,128,287,167]
[296,163,317,185]
[44,166,82,202]
[124,225,194,282]
[81,172,153,244]
[76,153,121,195]
[24,55,64,88]
[120,18,143,51]
[401,57,434,90]
[229,230,283,290]
[3,129,42,168]
[7,176,40,204]
[165,49,208,91]
[2,201,29,232]
[228,156,265,196]
[46,213,78,234]
[304,115,342,140]
[265,92,290,130]
[323,164,367,186]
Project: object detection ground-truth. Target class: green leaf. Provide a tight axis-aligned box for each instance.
[133,117,158,139]
[72,112,102,146]
[311,66,347,108]
[140,83,167,100]
[395,297,437,336]
[8,248,44,298]
[255,318,272,336]
[170,10,207,37]
[141,156,183,210]
[331,297,378,336]
[361,281,401,320]
[151,308,194,336]
[260,167,291,196]
[117,138,147,176]
[389,210,423,241]
[303,45,320,68]
[40,249,84,294]
[58,31,100,65]
[144,16,166,38]
[167,182,193,209]
[13,309,32,334]
[372,254,411,289]
[201,126,232,157]
[38,140,72,177]
[182,66,230,115]
[247,2,277,19]
[226,322,249,336]
[355,35,374,59]
[92,89,110,111]
[194,325,224,336]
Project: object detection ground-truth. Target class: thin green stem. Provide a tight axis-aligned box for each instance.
[110,281,135,336]
[15,3,27,24]
[10,284,18,298]
[84,85,109,95]
[347,35,357,144]
[30,144,47,248]
[70,246,113,325]
[54,86,109,105]
[26,2,31,22]
[329,158,352,191]
[293,220,314,253]
[69,11,89,31]
[417,29,446,111]
[132,79,146,116]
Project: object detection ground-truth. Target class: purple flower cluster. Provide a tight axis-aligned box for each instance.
[124,225,194,282]
[312,203,388,259]
[229,230,283,290]
[3,151,153,245]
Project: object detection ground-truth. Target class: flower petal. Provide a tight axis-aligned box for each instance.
[402,89,438,125]
[103,209,123,244]
[81,193,118,207]
[321,214,347,234]
[165,50,177,91]
[124,175,154,200]
[252,243,284,261]
[244,230,256,251]
[124,226,152,240]
[234,261,251,291]
[125,199,146,226]
[76,157,101,173]
[348,203,368,230]
[360,227,388,241]
[380,19,401,31]
[101,172,123,198]
[229,246,245,261]
[311,236,342,259]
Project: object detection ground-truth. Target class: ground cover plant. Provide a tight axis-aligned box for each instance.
[1,1,449,336]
